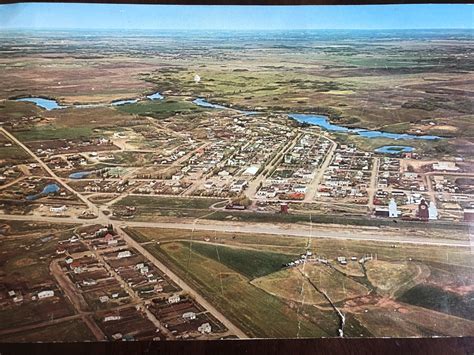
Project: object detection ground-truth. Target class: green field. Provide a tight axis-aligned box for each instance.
[182,241,297,279]
[13,125,95,141]
[116,98,206,118]
[399,284,474,321]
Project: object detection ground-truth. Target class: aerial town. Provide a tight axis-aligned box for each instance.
[0,3,473,343]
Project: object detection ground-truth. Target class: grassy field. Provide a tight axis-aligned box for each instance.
[114,195,226,219]
[181,241,297,279]
[13,125,95,141]
[398,284,474,321]
[116,195,225,209]
[116,98,206,118]
[253,263,370,305]
[365,260,430,297]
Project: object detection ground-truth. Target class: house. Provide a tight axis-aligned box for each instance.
[117,250,132,259]
[230,180,248,193]
[182,312,196,320]
[167,294,181,304]
[65,256,74,264]
[198,323,212,334]
[103,315,121,322]
[13,295,23,303]
[432,162,459,172]
[38,290,54,299]
[50,205,67,213]
[293,185,307,194]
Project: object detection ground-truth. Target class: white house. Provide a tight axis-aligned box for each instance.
[168,294,181,304]
[198,323,212,334]
[50,205,67,213]
[182,312,196,320]
[38,290,54,299]
[433,162,459,172]
[117,250,132,259]
[103,315,121,322]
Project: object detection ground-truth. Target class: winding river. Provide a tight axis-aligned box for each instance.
[13,93,442,144]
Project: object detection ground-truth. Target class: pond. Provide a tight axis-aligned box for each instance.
[111,99,139,106]
[374,145,415,154]
[69,171,94,179]
[289,113,441,141]
[15,97,65,110]
[147,92,164,100]
[26,183,60,200]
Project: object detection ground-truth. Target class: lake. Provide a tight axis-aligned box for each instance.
[15,97,65,110]
[289,113,441,141]
[374,146,415,154]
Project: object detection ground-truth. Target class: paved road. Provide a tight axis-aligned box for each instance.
[367,157,380,211]
[304,135,337,202]
[0,213,470,248]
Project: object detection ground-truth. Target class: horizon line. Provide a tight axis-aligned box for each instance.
[1,27,473,31]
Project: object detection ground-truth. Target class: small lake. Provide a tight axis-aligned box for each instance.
[147,92,164,100]
[26,183,60,200]
[15,97,65,111]
[289,114,441,141]
[69,171,94,179]
[374,145,415,154]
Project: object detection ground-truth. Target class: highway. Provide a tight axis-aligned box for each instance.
[0,213,471,248]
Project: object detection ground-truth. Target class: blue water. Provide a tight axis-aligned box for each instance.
[111,99,139,106]
[15,97,65,110]
[26,183,60,200]
[374,145,415,154]
[69,171,93,179]
[193,98,258,115]
[289,114,441,141]
[147,92,164,100]
[193,98,228,109]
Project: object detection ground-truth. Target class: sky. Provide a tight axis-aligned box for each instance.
[0,3,472,31]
